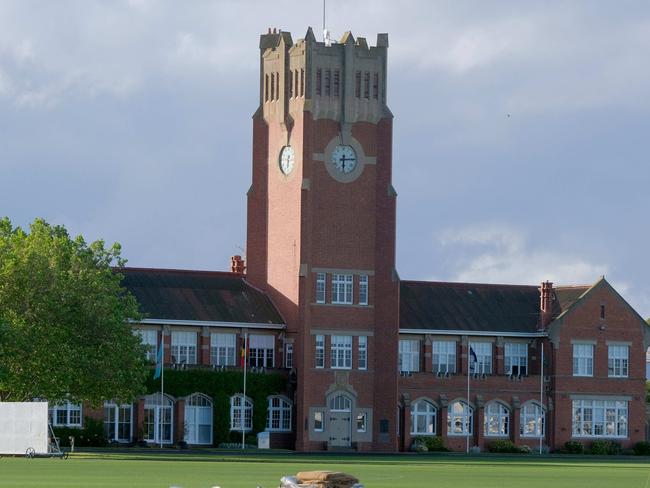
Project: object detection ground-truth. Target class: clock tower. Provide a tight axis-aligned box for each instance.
[246,27,399,451]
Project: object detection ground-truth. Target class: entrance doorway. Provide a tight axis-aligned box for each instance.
[329,394,352,447]
[143,394,173,445]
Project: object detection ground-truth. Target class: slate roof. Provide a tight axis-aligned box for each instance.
[117,268,284,325]
[554,285,591,315]
[399,280,587,334]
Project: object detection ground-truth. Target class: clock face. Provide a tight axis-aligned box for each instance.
[279,146,295,175]
[331,145,357,174]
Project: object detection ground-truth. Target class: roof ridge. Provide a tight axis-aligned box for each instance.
[401,279,538,289]
[554,285,591,290]
[115,266,242,277]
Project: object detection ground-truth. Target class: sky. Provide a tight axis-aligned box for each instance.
[1,1,649,318]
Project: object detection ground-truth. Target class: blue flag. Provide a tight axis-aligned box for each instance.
[153,343,163,380]
[469,346,478,364]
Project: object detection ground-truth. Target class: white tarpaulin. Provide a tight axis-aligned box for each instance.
[0,402,49,455]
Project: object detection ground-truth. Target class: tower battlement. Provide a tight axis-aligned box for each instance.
[258,27,390,124]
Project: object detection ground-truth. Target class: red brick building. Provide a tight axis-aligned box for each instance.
[58,28,649,453]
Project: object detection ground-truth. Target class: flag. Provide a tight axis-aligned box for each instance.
[469,346,478,364]
[153,343,163,380]
[469,346,478,374]
[240,336,248,368]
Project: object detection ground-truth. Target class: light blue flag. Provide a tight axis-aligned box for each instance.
[153,343,163,380]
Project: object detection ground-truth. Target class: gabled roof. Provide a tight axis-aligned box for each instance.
[553,285,591,316]
[117,268,284,326]
[399,280,586,335]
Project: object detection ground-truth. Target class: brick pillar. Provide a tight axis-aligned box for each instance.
[495,337,504,376]
[512,396,521,445]
[439,395,449,448]
[135,398,145,442]
[324,335,331,369]
[423,336,432,373]
[402,395,411,451]
[475,395,484,450]
[162,326,171,364]
[200,327,211,366]
[460,337,469,375]
[174,399,185,444]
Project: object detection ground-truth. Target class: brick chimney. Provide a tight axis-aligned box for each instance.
[539,281,554,329]
[230,255,246,274]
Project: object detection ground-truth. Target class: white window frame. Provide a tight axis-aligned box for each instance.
[210,332,236,366]
[143,394,173,444]
[447,401,473,436]
[248,334,275,368]
[135,329,158,362]
[51,401,82,428]
[410,400,437,435]
[399,339,420,373]
[520,401,545,438]
[332,274,353,304]
[103,401,132,443]
[316,273,326,304]
[573,343,594,377]
[358,336,368,370]
[432,341,456,374]
[359,275,369,305]
[330,394,352,412]
[572,399,628,438]
[315,335,325,369]
[469,342,492,375]
[504,342,528,376]
[314,411,324,432]
[331,335,353,369]
[484,402,510,437]
[266,396,292,432]
[608,345,629,378]
[230,394,253,432]
[184,393,213,445]
[171,331,197,365]
[356,412,367,433]
[284,342,294,369]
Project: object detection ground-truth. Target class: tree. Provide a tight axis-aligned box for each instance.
[0,217,148,405]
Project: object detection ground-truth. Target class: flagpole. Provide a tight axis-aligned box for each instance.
[466,340,470,454]
[539,341,544,455]
[160,338,164,449]
[241,332,248,450]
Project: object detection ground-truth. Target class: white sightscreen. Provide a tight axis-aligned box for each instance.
[0,402,49,455]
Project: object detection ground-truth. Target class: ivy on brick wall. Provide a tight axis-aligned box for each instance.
[145,369,289,445]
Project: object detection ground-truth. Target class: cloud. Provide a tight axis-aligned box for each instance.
[440,223,607,285]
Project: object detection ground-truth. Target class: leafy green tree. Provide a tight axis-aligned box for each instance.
[0,218,147,405]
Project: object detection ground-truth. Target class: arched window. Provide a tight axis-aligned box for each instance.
[447,401,473,435]
[520,402,545,438]
[329,394,352,412]
[184,393,213,445]
[410,400,436,435]
[266,396,292,432]
[484,402,510,436]
[103,401,132,443]
[143,393,173,444]
[230,395,253,432]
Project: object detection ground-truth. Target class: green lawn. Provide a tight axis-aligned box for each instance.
[1,451,649,488]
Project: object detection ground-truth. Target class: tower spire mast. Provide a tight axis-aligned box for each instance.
[323,0,331,46]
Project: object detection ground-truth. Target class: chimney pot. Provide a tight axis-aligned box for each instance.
[230,255,246,274]
[539,281,554,329]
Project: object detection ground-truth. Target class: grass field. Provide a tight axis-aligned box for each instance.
[1,451,649,488]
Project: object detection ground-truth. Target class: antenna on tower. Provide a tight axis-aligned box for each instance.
[323,0,332,47]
